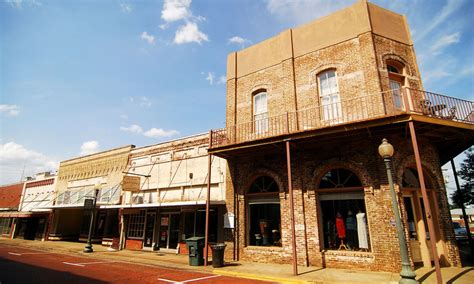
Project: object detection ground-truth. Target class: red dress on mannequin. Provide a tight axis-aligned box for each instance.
[335,216,346,238]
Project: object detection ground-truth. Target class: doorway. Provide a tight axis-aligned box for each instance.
[158,213,180,250]
[143,211,156,249]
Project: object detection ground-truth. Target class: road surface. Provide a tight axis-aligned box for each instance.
[0,245,270,284]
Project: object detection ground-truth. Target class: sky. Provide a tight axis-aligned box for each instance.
[1,0,473,196]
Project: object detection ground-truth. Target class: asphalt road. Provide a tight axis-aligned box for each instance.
[0,245,270,284]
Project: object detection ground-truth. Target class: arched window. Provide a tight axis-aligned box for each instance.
[318,70,341,122]
[386,59,406,109]
[402,168,434,189]
[318,168,370,251]
[253,90,268,134]
[247,176,281,247]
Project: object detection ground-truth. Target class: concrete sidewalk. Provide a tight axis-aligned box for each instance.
[1,238,472,283]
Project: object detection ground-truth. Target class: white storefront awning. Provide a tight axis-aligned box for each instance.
[100,200,226,209]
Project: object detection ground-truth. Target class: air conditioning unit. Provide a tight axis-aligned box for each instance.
[132,196,143,204]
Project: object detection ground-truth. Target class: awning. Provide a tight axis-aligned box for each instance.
[0,211,50,218]
[100,200,226,209]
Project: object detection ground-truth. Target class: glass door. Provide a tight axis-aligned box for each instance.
[158,213,181,250]
[403,196,422,263]
[143,212,156,248]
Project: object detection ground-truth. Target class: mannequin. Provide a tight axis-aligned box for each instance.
[335,212,347,250]
[327,219,336,249]
[356,210,369,251]
[346,210,357,250]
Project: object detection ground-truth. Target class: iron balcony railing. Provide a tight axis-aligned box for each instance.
[210,88,473,148]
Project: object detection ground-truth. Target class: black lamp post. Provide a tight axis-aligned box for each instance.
[84,184,101,253]
[378,138,418,284]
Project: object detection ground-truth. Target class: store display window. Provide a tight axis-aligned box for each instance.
[247,176,282,247]
[318,168,370,251]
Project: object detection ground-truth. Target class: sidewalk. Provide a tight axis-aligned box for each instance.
[1,238,473,283]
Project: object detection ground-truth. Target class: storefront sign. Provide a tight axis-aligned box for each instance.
[224,212,235,229]
[122,176,141,192]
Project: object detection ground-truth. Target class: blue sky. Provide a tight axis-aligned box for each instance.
[1,0,473,192]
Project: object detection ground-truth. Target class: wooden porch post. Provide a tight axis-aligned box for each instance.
[204,131,213,266]
[408,121,442,284]
[285,140,298,276]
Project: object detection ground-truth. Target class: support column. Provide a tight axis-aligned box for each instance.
[204,131,213,266]
[408,121,442,284]
[285,140,298,276]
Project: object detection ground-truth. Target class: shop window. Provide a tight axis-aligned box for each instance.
[0,218,12,235]
[127,210,146,239]
[183,209,217,242]
[318,168,370,251]
[253,91,268,134]
[318,70,341,122]
[247,176,281,247]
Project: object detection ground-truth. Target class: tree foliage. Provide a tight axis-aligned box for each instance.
[451,147,474,207]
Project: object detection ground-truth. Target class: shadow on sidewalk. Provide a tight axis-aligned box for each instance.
[446,268,474,284]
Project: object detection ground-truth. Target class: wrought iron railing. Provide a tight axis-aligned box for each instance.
[210,88,473,148]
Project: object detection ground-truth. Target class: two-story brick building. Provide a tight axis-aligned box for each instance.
[209,0,473,273]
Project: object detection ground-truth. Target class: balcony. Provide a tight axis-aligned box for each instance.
[210,88,473,149]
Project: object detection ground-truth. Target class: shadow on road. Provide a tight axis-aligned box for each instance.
[0,257,107,284]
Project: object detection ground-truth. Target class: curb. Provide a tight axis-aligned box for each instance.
[212,269,312,284]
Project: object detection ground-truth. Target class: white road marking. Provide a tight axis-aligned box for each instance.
[157,275,220,284]
[182,275,220,283]
[8,252,52,256]
[63,261,115,267]
[157,278,182,283]
[63,262,85,267]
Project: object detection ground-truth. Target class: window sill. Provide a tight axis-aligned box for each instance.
[322,249,373,258]
[244,246,283,252]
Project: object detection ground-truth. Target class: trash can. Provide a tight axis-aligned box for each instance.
[210,243,226,268]
[185,237,205,266]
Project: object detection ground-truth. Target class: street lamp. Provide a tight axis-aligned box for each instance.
[378,138,418,284]
[83,183,101,253]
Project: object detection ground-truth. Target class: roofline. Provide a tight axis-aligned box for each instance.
[60,144,135,164]
[131,132,209,152]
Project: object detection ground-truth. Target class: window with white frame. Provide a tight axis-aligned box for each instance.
[253,91,268,134]
[318,70,342,122]
[0,218,12,235]
[127,210,146,239]
[386,60,405,110]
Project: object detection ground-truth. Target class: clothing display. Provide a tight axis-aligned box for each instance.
[356,212,368,249]
[335,216,346,238]
[327,220,336,248]
[346,212,357,249]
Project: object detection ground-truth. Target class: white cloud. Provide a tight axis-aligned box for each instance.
[414,0,463,42]
[5,0,41,9]
[429,32,460,55]
[143,128,179,138]
[120,124,143,134]
[120,114,128,120]
[120,3,132,13]
[141,31,155,45]
[218,75,226,85]
[228,36,251,47]
[80,141,99,156]
[0,142,58,184]
[161,0,192,23]
[128,96,152,108]
[205,72,214,85]
[423,69,451,83]
[174,22,208,45]
[0,104,20,116]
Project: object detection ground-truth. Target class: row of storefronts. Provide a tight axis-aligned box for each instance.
[0,133,227,256]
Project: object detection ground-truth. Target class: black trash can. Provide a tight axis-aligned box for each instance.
[210,243,226,268]
[185,237,205,266]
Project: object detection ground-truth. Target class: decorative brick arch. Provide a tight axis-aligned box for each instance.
[395,155,443,190]
[311,159,371,189]
[242,168,286,195]
[248,84,272,100]
[309,62,345,86]
[381,53,412,76]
